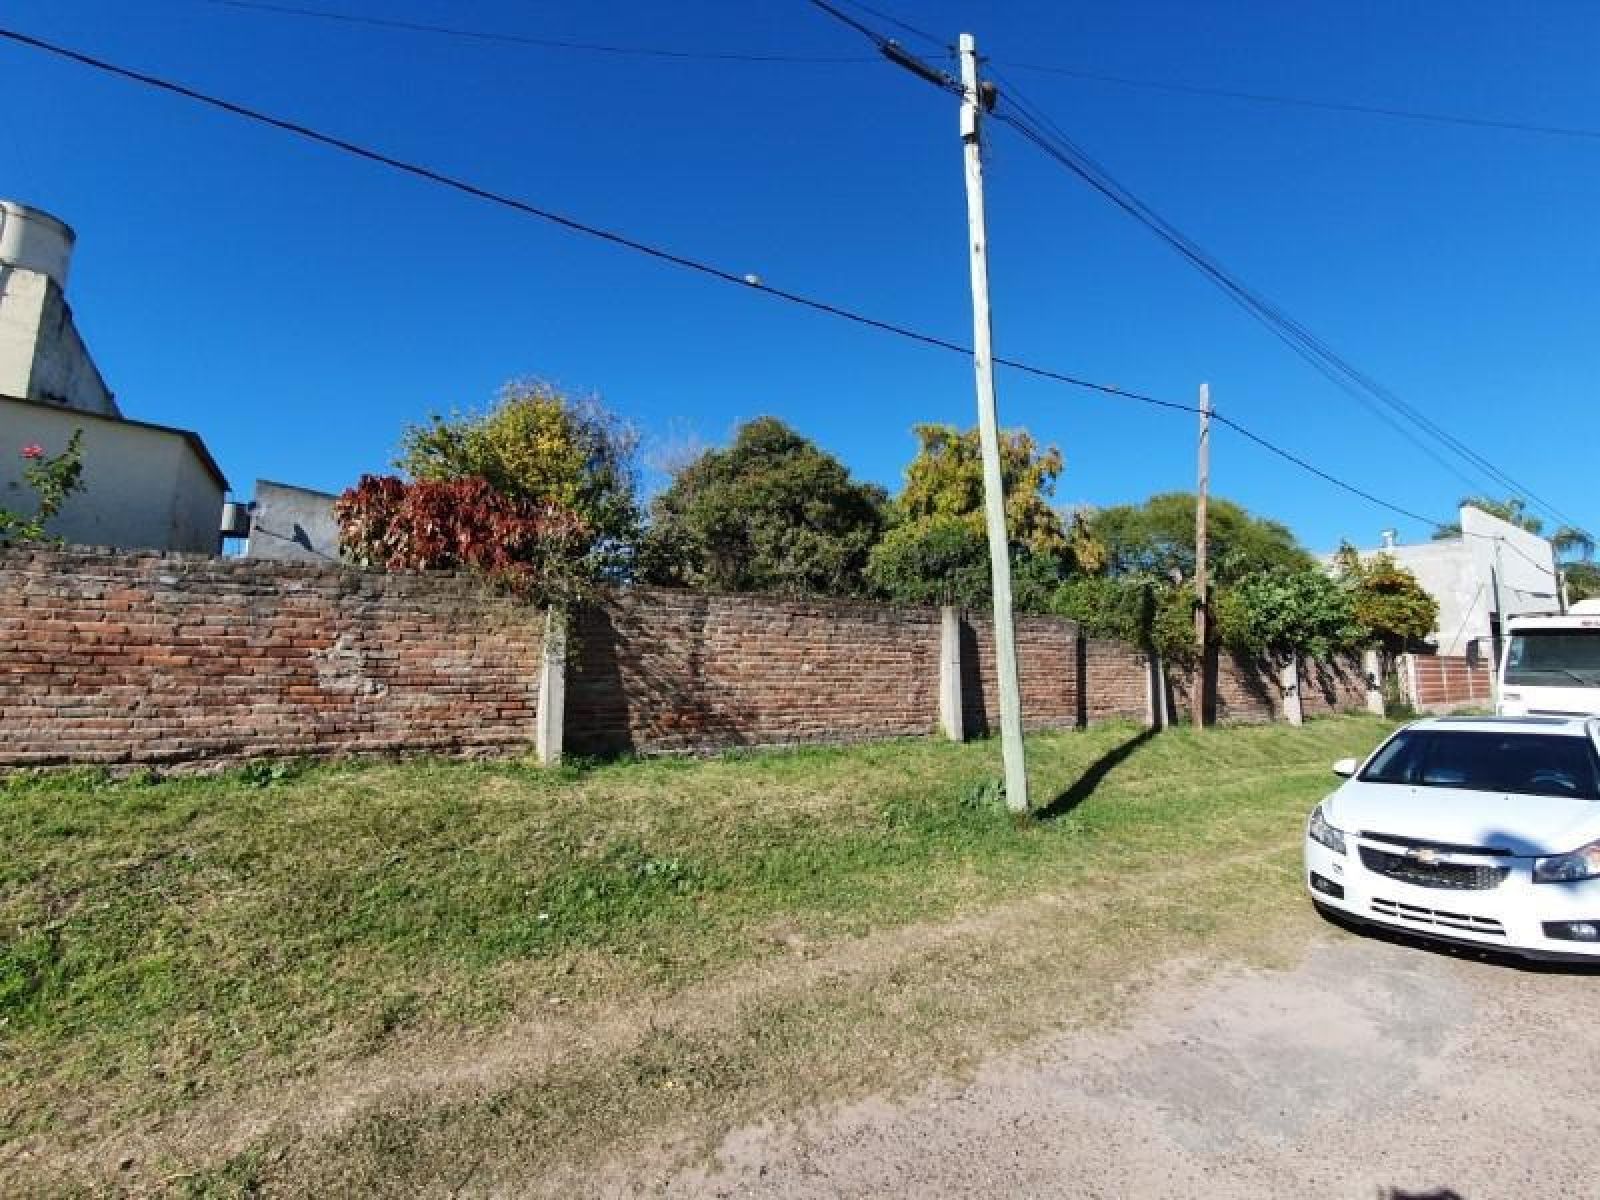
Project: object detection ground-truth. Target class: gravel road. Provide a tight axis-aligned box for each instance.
[666,924,1599,1199]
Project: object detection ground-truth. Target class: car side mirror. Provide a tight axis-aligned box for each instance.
[1332,757,1358,779]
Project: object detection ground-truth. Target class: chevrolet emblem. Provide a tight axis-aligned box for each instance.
[1406,846,1440,865]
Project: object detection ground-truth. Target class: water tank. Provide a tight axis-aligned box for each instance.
[0,200,76,289]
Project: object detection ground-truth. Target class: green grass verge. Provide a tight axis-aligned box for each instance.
[0,715,1395,1193]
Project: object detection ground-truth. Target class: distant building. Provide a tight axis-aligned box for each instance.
[1340,509,1561,658]
[0,200,229,552]
[244,479,342,563]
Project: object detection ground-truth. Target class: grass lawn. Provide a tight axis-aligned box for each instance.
[0,715,1395,1196]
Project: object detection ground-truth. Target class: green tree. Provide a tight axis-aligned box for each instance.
[1050,575,1197,662]
[1565,562,1600,603]
[396,380,639,572]
[895,423,1068,556]
[1432,496,1542,540]
[638,417,887,595]
[863,515,990,608]
[1090,492,1310,585]
[1331,544,1439,653]
[867,423,1101,609]
[1216,569,1362,662]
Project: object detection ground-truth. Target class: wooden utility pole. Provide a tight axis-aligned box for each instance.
[958,32,1028,812]
[1192,382,1212,729]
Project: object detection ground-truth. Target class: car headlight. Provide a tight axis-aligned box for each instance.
[1308,804,1346,855]
[1533,839,1600,884]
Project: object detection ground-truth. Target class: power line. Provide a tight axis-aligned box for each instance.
[829,0,949,53]
[987,72,1498,498]
[987,86,1588,535]
[195,0,876,64]
[803,1,1580,531]
[996,60,1600,144]
[0,23,1472,536]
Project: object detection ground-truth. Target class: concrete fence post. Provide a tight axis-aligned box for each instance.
[1280,654,1304,727]
[1362,648,1385,716]
[938,605,965,742]
[1145,652,1168,729]
[1401,653,1420,711]
[535,606,567,766]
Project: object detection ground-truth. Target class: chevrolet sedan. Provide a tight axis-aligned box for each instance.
[1305,715,1600,961]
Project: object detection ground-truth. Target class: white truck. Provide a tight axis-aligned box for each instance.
[1497,599,1600,717]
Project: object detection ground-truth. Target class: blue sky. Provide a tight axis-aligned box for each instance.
[6,0,1597,553]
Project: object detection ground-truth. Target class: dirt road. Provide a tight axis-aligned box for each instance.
[663,927,1598,1199]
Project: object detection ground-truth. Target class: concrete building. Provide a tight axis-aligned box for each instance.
[1343,508,1561,658]
[0,200,229,553]
[244,479,342,562]
[0,202,117,417]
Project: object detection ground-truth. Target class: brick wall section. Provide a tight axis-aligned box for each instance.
[1412,654,1491,710]
[960,612,1149,734]
[1168,651,1366,723]
[0,547,543,767]
[566,587,942,755]
[1,548,1373,772]
[1299,655,1369,716]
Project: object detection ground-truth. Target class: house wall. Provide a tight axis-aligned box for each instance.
[0,398,224,553]
[0,267,116,417]
[1386,539,1489,656]
[244,480,342,563]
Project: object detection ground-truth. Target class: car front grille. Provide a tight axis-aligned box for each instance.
[1370,897,1507,938]
[1358,846,1509,891]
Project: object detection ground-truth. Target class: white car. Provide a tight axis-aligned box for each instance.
[1304,715,1600,961]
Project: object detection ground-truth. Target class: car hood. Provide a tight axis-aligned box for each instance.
[1324,781,1600,857]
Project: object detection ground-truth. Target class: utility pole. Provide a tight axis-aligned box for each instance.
[1490,538,1507,710]
[959,32,1029,812]
[1192,382,1211,729]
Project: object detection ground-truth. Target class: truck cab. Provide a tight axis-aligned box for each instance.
[1497,600,1600,718]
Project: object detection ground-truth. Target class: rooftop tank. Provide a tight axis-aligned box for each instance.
[0,200,76,290]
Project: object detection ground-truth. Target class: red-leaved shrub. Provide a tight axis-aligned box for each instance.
[334,475,590,599]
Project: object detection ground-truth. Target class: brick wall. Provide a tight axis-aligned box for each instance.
[1,548,544,767]
[1167,650,1367,724]
[1,547,1369,772]
[566,588,943,754]
[960,613,1149,734]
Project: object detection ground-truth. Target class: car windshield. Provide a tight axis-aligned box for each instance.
[1504,630,1600,688]
[1360,730,1600,800]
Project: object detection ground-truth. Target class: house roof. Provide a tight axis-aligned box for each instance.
[1,392,230,491]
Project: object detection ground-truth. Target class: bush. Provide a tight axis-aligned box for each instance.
[334,475,590,602]
[0,432,85,546]
[865,515,991,608]
[397,382,638,575]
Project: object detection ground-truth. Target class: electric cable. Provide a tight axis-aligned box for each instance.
[996,60,1600,144]
[197,0,876,64]
[0,23,1554,541]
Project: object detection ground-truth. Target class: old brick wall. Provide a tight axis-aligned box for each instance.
[1167,651,1365,723]
[566,587,943,754]
[0,547,544,767]
[960,613,1149,735]
[2,548,1371,772]
[1299,654,1369,716]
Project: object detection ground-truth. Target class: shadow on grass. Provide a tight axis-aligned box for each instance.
[1035,727,1159,822]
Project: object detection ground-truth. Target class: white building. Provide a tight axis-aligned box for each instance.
[0,200,229,552]
[1344,508,1561,658]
